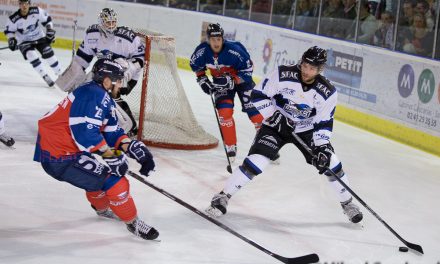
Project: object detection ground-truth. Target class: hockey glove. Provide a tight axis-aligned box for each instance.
[212,75,235,92]
[103,153,129,177]
[264,110,294,132]
[312,144,333,174]
[126,140,155,176]
[197,75,214,95]
[8,38,17,51]
[46,28,56,43]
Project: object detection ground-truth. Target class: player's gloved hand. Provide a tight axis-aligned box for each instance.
[197,75,214,95]
[126,140,155,176]
[312,144,333,174]
[264,110,294,132]
[46,28,56,43]
[8,37,17,51]
[212,75,234,92]
[103,152,129,177]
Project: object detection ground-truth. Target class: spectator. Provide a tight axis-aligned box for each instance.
[320,0,345,38]
[295,0,313,32]
[200,0,224,15]
[414,0,435,30]
[346,1,378,44]
[401,13,435,57]
[373,11,395,48]
[399,1,415,27]
[343,0,357,19]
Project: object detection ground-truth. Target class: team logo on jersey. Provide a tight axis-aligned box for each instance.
[315,83,333,98]
[281,87,296,96]
[279,70,298,82]
[283,102,314,119]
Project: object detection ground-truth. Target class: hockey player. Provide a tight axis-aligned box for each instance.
[4,0,61,87]
[56,8,144,136]
[190,23,263,161]
[0,111,15,147]
[34,59,159,240]
[206,46,363,224]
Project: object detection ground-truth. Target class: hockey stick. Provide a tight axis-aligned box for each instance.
[128,170,319,264]
[0,46,9,50]
[71,19,78,59]
[209,91,233,173]
[290,132,424,254]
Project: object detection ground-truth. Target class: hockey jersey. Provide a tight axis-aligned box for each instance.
[190,40,253,84]
[34,81,128,162]
[4,7,53,44]
[76,25,145,81]
[252,64,337,146]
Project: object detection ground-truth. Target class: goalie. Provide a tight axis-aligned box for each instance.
[56,8,144,136]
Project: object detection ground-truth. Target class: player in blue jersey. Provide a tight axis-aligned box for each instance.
[190,23,263,162]
[34,59,158,240]
[206,46,363,224]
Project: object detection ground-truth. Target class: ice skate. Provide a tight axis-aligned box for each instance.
[0,132,15,147]
[342,199,363,223]
[226,145,237,163]
[126,217,159,240]
[205,192,230,217]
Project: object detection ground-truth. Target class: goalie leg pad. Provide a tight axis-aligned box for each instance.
[106,177,137,223]
[55,57,86,92]
[114,100,136,135]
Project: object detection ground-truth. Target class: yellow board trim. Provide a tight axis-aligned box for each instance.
[2,35,439,156]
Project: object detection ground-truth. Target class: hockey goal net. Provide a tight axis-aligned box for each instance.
[125,30,218,150]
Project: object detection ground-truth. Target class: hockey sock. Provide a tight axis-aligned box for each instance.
[250,113,263,130]
[217,103,236,146]
[223,154,270,196]
[45,55,62,75]
[106,177,137,223]
[26,50,49,78]
[328,173,352,203]
[86,191,109,211]
[223,166,252,196]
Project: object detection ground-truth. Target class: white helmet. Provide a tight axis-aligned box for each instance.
[98,8,117,35]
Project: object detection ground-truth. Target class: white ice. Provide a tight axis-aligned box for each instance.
[0,46,439,264]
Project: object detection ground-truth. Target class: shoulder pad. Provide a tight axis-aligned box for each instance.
[314,75,336,99]
[9,10,21,23]
[278,65,299,82]
[28,7,39,15]
[114,27,136,42]
[86,24,100,34]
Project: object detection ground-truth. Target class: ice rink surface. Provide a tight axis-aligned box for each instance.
[1,47,439,264]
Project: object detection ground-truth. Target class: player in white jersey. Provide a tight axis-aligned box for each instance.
[0,111,15,147]
[56,8,144,136]
[4,0,61,87]
[206,46,363,224]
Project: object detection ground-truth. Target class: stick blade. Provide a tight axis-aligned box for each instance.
[405,242,424,254]
[274,253,319,264]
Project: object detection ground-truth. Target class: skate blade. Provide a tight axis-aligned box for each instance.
[205,206,223,218]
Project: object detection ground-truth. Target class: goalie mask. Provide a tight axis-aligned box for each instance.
[98,8,118,35]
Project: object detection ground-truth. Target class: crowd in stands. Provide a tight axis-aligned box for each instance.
[116,0,439,58]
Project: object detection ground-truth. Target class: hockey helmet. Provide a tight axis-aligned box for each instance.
[98,8,118,34]
[206,23,224,39]
[92,59,125,84]
[19,0,30,3]
[301,46,327,67]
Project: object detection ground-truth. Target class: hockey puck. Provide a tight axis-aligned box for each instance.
[226,165,232,173]
[399,246,409,252]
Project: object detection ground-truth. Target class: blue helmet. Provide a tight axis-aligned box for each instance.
[92,59,125,84]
